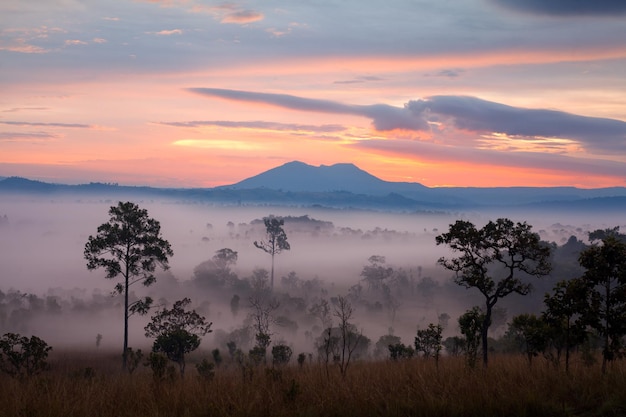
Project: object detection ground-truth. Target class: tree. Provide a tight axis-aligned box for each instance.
[415,323,443,367]
[436,218,551,367]
[84,201,173,370]
[193,248,238,290]
[254,216,290,290]
[388,343,415,360]
[248,296,280,364]
[144,298,212,377]
[333,295,363,378]
[507,314,548,367]
[360,255,393,291]
[578,229,626,373]
[374,334,402,358]
[542,278,589,372]
[0,333,52,378]
[271,344,293,366]
[442,336,465,356]
[459,307,483,369]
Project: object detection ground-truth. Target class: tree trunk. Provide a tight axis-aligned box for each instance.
[602,278,610,374]
[123,273,129,371]
[270,252,275,291]
[123,251,130,371]
[482,304,492,367]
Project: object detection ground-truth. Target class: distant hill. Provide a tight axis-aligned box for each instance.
[2,162,626,213]
[220,161,626,206]
[223,161,429,195]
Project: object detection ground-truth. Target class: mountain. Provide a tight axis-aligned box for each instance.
[223,161,428,195]
[2,162,626,213]
[219,161,626,206]
[221,161,466,205]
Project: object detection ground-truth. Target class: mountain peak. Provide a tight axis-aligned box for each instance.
[223,161,424,195]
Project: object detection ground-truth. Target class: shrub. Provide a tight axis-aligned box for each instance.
[0,332,52,378]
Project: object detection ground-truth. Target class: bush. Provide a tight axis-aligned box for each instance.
[196,358,215,381]
[0,332,52,378]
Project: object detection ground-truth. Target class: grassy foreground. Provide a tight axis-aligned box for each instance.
[2,350,626,417]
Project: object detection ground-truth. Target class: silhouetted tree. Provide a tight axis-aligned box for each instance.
[436,218,551,367]
[84,201,173,370]
[248,296,280,364]
[388,343,415,360]
[507,314,548,367]
[272,343,293,366]
[542,278,589,372]
[254,216,290,290]
[144,298,212,377]
[0,333,52,378]
[578,228,626,373]
[415,323,443,367]
[193,248,238,290]
[213,247,238,276]
[459,307,484,369]
[333,295,362,378]
[360,255,393,291]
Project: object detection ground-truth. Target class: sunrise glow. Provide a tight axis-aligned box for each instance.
[1,1,625,188]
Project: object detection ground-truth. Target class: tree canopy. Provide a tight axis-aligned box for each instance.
[254,216,290,290]
[436,218,552,366]
[145,298,212,376]
[578,228,626,373]
[84,201,173,369]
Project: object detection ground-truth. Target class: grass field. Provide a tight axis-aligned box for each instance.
[1,349,625,417]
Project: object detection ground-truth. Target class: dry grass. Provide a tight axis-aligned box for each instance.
[2,350,626,417]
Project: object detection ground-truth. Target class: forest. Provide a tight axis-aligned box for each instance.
[1,200,626,417]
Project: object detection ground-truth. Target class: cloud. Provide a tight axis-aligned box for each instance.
[351,139,626,179]
[490,0,626,16]
[334,76,385,85]
[192,3,264,24]
[159,120,345,132]
[187,88,429,132]
[64,39,87,46]
[0,38,49,53]
[148,29,183,36]
[0,121,93,128]
[0,132,57,141]
[428,69,464,78]
[189,88,626,155]
[172,139,263,150]
[221,10,264,24]
[406,96,626,153]
[2,107,48,113]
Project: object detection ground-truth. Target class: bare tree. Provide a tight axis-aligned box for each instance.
[333,295,362,378]
[248,296,280,364]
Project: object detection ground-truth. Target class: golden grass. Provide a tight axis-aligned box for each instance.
[2,350,626,417]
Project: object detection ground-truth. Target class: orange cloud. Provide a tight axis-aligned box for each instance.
[197,45,626,77]
[65,39,88,46]
[221,10,264,24]
[149,29,183,36]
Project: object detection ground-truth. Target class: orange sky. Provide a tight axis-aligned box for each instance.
[1,1,626,188]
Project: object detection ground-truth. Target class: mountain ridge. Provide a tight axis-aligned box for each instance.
[2,161,626,212]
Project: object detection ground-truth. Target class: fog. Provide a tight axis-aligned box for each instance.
[1,196,624,356]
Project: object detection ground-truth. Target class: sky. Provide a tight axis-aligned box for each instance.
[1,0,626,188]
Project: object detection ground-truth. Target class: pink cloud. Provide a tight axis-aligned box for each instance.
[221,9,264,24]
[151,29,183,36]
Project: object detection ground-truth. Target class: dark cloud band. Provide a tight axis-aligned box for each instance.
[490,0,626,16]
[190,87,626,153]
